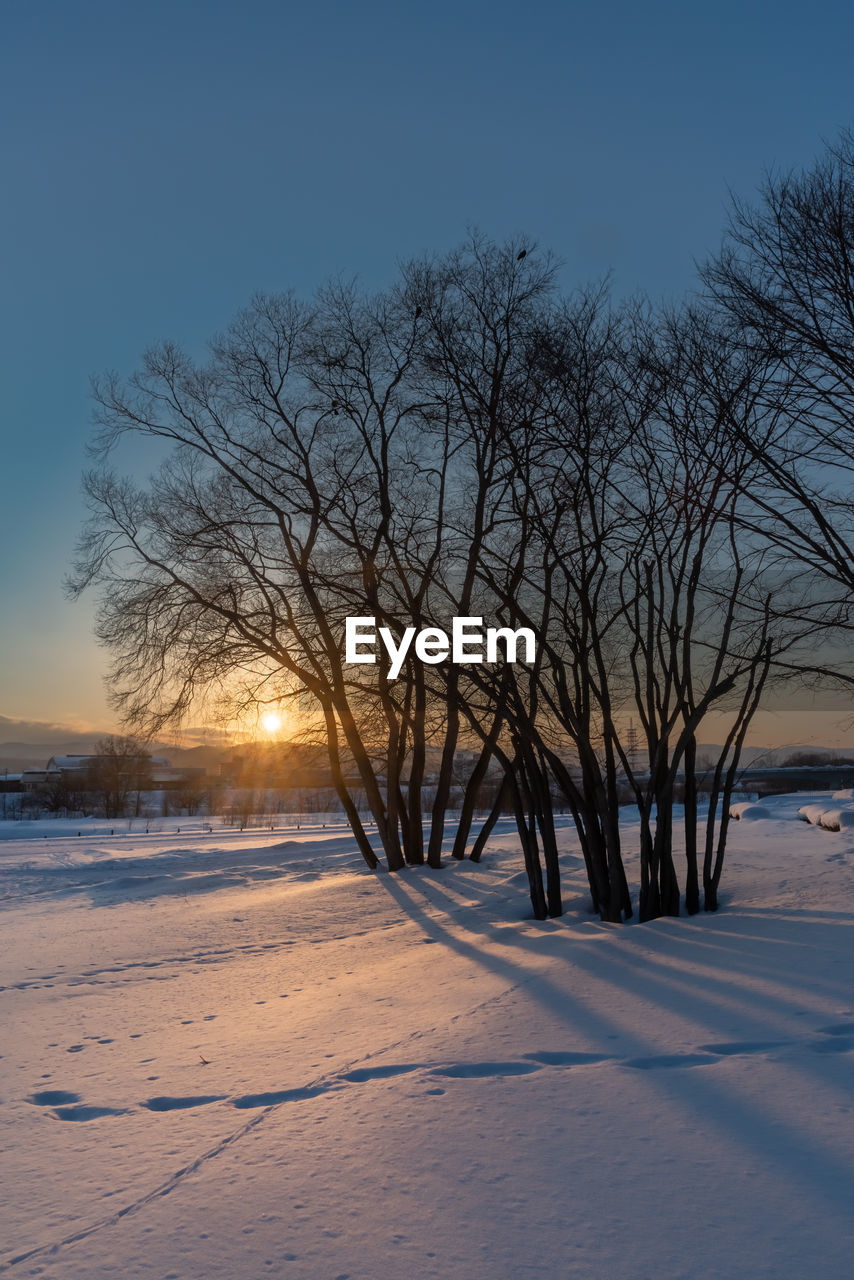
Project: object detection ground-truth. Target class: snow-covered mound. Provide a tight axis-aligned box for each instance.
[2,797,853,1280]
[729,801,773,820]
[798,801,854,831]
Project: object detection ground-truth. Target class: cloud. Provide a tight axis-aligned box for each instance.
[0,714,111,746]
[0,714,235,753]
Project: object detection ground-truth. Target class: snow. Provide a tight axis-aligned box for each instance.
[2,794,853,1279]
[728,801,773,820]
[798,800,854,831]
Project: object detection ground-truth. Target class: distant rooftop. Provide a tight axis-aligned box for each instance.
[47,754,170,770]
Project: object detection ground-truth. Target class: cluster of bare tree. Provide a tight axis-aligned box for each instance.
[39,736,154,819]
[71,135,854,922]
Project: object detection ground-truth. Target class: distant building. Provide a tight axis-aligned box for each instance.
[45,754,169,774]
[25,755,208,792]
[20,770,51,791]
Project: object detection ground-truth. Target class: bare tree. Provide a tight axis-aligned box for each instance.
[70,229,817,921]
[70,238,556,877]
[612,311,780,916]
[703,132,854,603]
[85,735,152,819]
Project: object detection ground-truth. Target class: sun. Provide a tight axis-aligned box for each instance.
[261,711,283,735]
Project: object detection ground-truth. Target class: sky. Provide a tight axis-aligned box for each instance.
[3,0,854,745]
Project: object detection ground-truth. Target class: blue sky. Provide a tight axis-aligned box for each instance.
[3,0,854,735]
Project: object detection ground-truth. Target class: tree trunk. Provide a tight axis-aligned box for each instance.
[638,807,660,922]
[333,694,404,870]
[508,766,547,920]
[652,779,680,917]
[405,667,427,864]
[469,776,509,862]
[683,736,700,914]
[452,738,498,860]
[547,750,612,919]
[516,745,563,917]
[427,677,460,866]
[322,703,379,870]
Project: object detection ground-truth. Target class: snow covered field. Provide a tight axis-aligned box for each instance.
[1,795,853,1279]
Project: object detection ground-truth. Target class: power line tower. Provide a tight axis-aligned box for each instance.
[625,720,640,778]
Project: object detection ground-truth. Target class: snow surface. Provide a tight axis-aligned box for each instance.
[2,795,853,1279]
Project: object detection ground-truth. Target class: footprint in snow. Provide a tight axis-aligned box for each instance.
[698,1040,788,1056]
[53,1105,129,1122]
[431,1061,541,1079]
[28,1090,80,1106]
[341,1064,420,1083]
[231,1086,325,1109]
[624,1053,719,1070]
[810,1038,854,1054]
[523,1050,612,1066]
[143,1095,228,1112]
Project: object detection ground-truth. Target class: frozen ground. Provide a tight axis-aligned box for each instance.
[1,794,853,1279]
